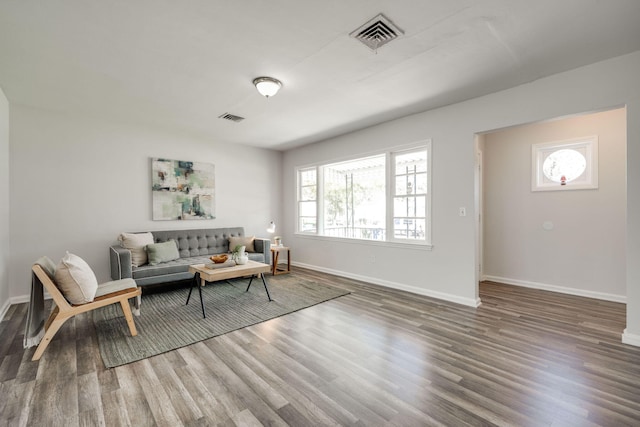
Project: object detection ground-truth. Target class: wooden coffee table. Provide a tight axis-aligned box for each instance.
[186,260,272,318]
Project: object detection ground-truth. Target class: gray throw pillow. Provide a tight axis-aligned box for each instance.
[146,240,180,265]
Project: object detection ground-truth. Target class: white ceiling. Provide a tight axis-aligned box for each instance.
[1,1,640,151]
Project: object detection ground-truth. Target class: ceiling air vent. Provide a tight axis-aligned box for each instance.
[350,13,404,51]
[218,113,245,122]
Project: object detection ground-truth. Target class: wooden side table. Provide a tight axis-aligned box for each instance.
[270,246,291,275]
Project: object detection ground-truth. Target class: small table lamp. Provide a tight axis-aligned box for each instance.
[267,221,276,244]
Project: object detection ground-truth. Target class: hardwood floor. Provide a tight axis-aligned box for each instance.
[1,269,640,426]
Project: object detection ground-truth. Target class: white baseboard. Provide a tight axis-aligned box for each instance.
[0,295,31,320]
[483,275,626,303]
[293,261,481,308]
[1,293,51,321]
[622,329,640,347]
[0,298,10,321]
[10,294,32,305]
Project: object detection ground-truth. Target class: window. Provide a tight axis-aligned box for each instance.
[297,168,317,232]
[393,149,428,240]
[532,136,598,191]
[296,142,431,246]
[323,154,386,240]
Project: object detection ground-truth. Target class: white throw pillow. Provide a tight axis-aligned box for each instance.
[118,232,154,267]
[54,252,98,304]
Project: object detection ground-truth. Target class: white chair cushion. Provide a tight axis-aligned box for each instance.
[95,278,137,298]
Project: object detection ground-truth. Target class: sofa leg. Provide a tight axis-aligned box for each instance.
[132,294,141,316]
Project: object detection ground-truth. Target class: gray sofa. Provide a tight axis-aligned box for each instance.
[109,227,270,286]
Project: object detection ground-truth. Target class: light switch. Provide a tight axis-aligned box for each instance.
[459,207,466,217]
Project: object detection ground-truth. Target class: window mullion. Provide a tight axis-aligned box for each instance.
[386,152,393,242]
[317,165,324,235]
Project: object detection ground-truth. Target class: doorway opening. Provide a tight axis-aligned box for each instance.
[475,107,627,303]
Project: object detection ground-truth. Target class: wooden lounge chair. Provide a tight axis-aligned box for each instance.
[31,264,141,361]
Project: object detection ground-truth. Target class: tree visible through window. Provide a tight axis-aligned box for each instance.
[542,149,586,183]
[323,155,386,240]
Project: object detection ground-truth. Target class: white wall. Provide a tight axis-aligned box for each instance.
[0,87,9,319]
[9,105,282,298]
[283,51,640,345]
[483,109,626,301]
[284,128,481,307]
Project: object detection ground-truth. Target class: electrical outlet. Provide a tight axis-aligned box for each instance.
[459,207,466,217]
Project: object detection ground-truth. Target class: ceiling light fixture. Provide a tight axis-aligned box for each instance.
[253,77,282,98]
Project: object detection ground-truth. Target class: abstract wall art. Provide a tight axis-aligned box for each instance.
[151,158,216,220]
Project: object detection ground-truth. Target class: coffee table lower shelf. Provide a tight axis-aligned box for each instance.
[186,261,272,318]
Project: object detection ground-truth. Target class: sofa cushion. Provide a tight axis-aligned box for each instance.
[133,255,213,279]
[229,235,255,253]
[119,232,154,267]
[146,240,180,265]
[152,228,245,258]
[131,252,266,281]
[54,252,98,304]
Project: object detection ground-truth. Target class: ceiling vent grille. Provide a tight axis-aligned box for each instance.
[350,14,404,51]
[218,113,245,122]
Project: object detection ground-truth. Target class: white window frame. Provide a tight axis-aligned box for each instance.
[295,141,432,247]
[388,144,432,244]
[532,136,598,192]
[296,167,317,234]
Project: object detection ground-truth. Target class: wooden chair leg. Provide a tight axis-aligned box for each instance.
[120,299,138,336]
[32,315,69,361]
[43,305,59,331]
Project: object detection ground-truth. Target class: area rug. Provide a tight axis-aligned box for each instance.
[93,275,350,368]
